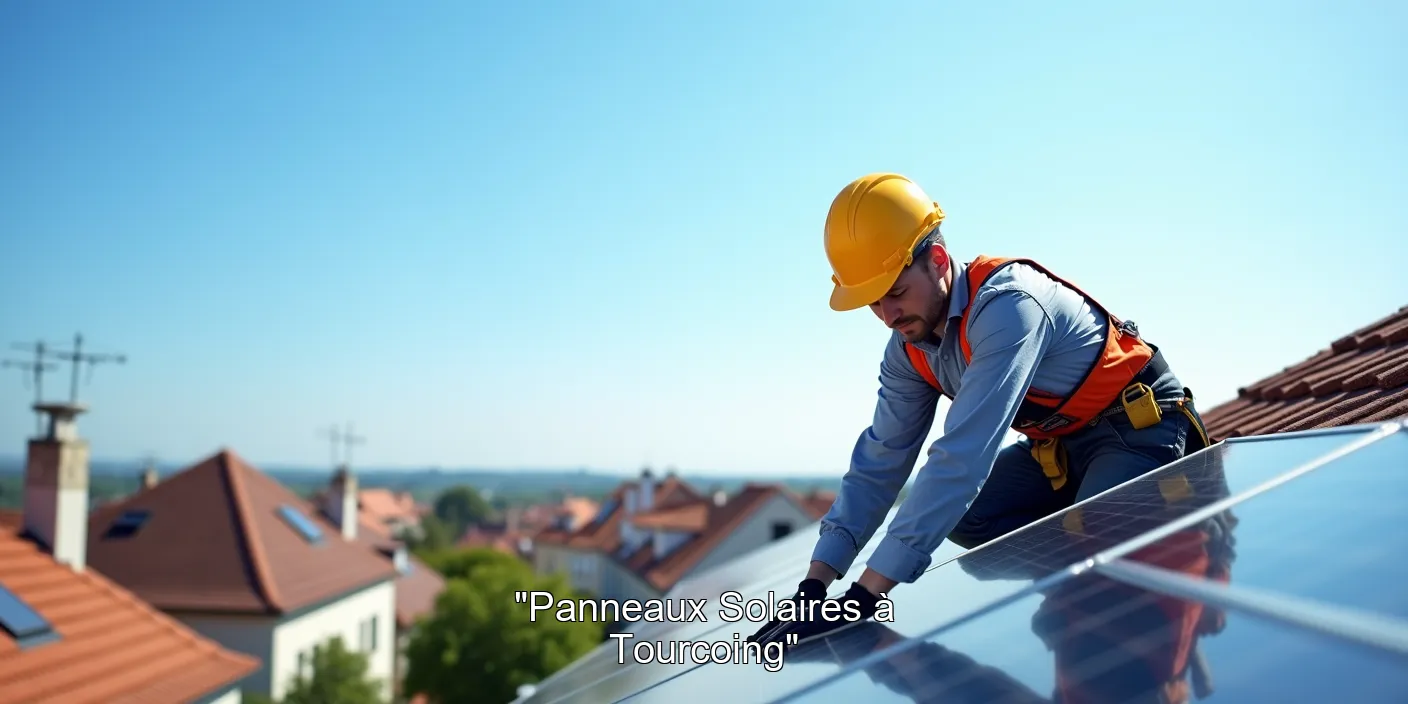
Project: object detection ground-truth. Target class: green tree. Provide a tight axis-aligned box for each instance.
[416,545,526,580]
[407,513,455,556]
[404,562,602,704]
[282,635,383,704]
[432,485,492,538]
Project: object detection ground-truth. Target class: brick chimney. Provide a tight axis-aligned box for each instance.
[23,403,91,571]
[326,465,358,540]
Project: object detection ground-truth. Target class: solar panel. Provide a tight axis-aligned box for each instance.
[1099,427,1408,619]
[523,507,907,704]
[278,504,325,544]
[778,553,1408,703]
[0,582,56,649]
[539,425,1388,703]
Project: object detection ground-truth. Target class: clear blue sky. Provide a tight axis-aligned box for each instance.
[2,1,1404,476]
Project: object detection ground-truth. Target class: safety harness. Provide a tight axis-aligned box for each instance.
[906,255,1213,490]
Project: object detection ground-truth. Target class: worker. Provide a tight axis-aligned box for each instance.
[750,172,1213,647]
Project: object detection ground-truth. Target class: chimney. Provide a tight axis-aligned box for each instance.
[505,507,521,534]
[327,464,358,540]
[638,466,656,513]
[713,490,728,507]
[141,462,159,490]
[23,403,91,571]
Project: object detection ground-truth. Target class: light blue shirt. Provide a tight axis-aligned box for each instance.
[810,258,1113,583]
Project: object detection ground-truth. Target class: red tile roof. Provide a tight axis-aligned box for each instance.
[630,501,710,532]
[627,484,815,592]
[563,476,702,553]
[1202,304,1408,439]
[0,527,259,704]
[84,449,398,615]
[0,509,20,534]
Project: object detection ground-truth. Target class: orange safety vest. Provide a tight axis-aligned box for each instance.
[904,255,1155,440]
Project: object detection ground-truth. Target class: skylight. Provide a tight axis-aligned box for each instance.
[103,509,150,539]
[0,583,57,649]
[591,499,619,527]
[278,505,325,544]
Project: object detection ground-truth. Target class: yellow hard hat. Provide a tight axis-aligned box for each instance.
[824,173,945,311]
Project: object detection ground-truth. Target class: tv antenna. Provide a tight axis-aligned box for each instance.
[3,340,61,436]
[45,333,127,404]
[318,422,367,468]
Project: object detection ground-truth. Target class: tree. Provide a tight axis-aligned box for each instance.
[407,513,455,556]
[416,545,526,581]
[404,562,602,703]
[281,635,383,704]
[432,485,492,537]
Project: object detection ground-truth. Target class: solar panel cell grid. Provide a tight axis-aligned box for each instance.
[535,424,1396,704]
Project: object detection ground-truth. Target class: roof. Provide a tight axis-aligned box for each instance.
[563,476,703,553]
[85,449,398,615]
[0,527,259,704]
[629,484,812,592]
[1203,304,1408,439]
[798,489,835,519]
[0,509,20,534]
[630,501,710,532]
[357,488,425,524]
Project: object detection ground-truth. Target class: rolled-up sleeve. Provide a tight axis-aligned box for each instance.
[866,290,1055,583]
[810,333,941,578]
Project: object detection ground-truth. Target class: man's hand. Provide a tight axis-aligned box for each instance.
[746,577,828,645]
[748,581,884,647]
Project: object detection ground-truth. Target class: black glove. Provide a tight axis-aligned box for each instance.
[749,581,881,647]
[747,578,827,645]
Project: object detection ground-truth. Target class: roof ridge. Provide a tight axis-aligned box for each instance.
[221,451,284,612]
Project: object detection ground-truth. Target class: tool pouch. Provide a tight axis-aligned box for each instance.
[1121,382,1163,430]
[1030,437,1069,491]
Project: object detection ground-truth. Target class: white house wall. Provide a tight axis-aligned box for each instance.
[688,496,813,578]
[272,579,397,702]
[191,686,243,704]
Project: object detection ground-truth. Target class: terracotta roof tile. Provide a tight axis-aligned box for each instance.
[0,529,259,704]
[1203,305,1408,439]
[566,476,702,553]
[630,501,710,532]
[636,484,795,592]
[0,509,20,533]
[85,449,398,615]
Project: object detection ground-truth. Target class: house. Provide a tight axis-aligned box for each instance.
[0,402,259,704]
[311,468,446,700]
[1201,303,1408,438]
[457,496,599,560]
[354,487,429,541]
[533,469,703,597]
[83,450,401,702]
[533,469,831,607]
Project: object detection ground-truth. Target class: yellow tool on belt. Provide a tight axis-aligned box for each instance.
[1029,384,1211,491]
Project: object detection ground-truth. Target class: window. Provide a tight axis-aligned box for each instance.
[103,509,151,539]
[359,615,379,653]
[297,649,311,679]
[771,521,793,540]
[278,505,325,544]
[0,583,56,650]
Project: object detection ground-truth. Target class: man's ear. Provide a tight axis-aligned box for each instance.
[927,245,950,277]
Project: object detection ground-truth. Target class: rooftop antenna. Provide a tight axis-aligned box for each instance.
[339,422,366,468]
[45,333,127,404]
[4,340,62,436]
[318,422,366,468]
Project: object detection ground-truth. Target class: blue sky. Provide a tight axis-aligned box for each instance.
[2,1,1404,476]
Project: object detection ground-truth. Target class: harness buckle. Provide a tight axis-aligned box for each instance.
[1121,382,1163,430]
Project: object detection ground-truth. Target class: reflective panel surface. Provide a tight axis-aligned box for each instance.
[782,535,1408,704]
[548,429,1376,703]
[1104,429,1408,619]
